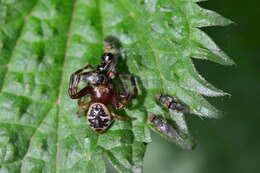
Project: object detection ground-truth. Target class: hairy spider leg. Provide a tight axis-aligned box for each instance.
[112,74,138,110]
[76,98,91,117]
[69,65,94,99]
[111,74,138,110]
[111,97,125,110]
[119,74,138,98]
[69,86,92,99]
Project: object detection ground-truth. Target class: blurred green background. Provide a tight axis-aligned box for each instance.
[144,0,260,173]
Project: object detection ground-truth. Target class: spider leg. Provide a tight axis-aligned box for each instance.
[112,74,138,109]
[111,96,125,110]
[76,99,90,117]
[68,65,94,99]
[69,86,92,99]
[119,74,138,98]
[111,112,136,121]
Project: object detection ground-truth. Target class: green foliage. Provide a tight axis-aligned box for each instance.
[0,0,233,172]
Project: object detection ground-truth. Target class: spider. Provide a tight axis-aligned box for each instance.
[68,50,138,133]
[70,73,138,133]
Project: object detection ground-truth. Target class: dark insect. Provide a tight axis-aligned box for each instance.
[69,42,118,99]
[155,94,189,114]
[96,52,118,79]
[148,114,180,139]
[68,39,138,133]
[148,94,190,141]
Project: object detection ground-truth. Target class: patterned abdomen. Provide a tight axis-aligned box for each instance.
[87,103,112,133]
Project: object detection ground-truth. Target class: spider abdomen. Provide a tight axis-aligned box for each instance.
[87,103,112,133]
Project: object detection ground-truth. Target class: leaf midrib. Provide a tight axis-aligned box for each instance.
[55,0,108,171]
[54,0,77,172]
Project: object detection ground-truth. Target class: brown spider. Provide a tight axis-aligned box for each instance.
[68,42,138,133]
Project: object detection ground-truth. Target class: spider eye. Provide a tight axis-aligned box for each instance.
[101,53,114,62]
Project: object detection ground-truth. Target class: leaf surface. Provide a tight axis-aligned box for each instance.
[0,0,232,172]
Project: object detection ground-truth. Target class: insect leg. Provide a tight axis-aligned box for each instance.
[76,99,90,117]
[68,65,94,99]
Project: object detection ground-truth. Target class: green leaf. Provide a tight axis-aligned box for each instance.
[0,0,232,172]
